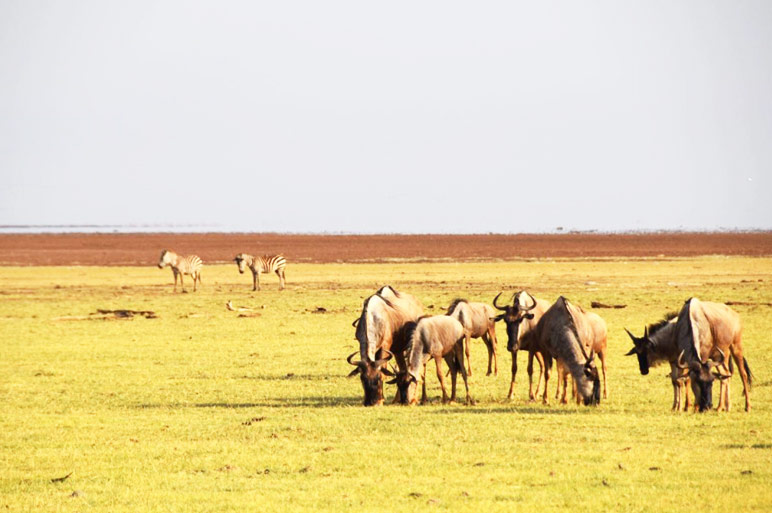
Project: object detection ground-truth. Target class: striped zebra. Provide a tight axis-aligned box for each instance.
[233,253,286,291]
[158,249,203,292]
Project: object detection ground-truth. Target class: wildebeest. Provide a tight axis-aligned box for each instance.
[391,315,473,405]
[493,291,548,401]
[674,298,752,412]
[553,308,608,404]
[625,313,693,411]
[346,286,423,406]
[446,298,499,376]
[532,297,604,406]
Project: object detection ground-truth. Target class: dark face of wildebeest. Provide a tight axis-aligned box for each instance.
[346,350,394,406]
[492,293,535,352]
[679,349,724,412]
[388,372,418,405]
[624,328,653,375]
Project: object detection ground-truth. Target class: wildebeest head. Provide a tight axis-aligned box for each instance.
[624,327,654,375]
[388,371,418,405]
[678,349,725,412]
[346,350,395,406]
[583,350,601,405]
[233,254,247,274]
[493,292,536,352]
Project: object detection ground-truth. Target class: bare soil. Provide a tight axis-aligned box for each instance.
[0,232,770,266]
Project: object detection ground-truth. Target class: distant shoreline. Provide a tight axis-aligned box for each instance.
[0,225,770,236]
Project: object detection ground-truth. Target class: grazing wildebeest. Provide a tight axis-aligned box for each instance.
[391,315,473,405]
[446,298,499,376]
[493,291,548,401]
[553,308,608,404]
[624,313,693,411]
[674,298,752,412]
[346,287,423,406]
[376,285,424,321]
[532,297,603,406]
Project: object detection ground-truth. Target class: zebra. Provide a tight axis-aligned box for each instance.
[233,253,286,291]
[158,249,203,292]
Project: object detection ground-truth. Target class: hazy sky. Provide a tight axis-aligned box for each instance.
[1,1,770,233]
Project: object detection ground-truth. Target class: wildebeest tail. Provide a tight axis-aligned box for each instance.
[743,357,753,387]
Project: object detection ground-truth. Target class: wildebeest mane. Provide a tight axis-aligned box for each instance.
[356,294,396,350]
[647,312,678,337]
[376,285,400,298]
[556,296,589,360]
[446,298,468,316]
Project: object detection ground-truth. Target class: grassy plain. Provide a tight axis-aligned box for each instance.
[1,257,771,512]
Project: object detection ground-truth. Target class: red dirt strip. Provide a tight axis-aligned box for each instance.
[0,232,770,266]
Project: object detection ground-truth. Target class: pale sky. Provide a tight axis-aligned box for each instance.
[1,1,770,233]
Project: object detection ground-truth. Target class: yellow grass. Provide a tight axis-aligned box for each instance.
[1,257,771,512]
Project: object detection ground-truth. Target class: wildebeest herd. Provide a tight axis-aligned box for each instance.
[347,285,753,412]
[155,249,752,413]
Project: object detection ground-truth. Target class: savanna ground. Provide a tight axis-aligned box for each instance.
[1,234,771,512]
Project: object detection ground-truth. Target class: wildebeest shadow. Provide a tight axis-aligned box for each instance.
[426,404,599,415]
[136,396,361,409]
[240,373,333,381]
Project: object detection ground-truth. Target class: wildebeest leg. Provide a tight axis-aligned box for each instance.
[435,357,450,403]
[599,350,608,399]
[684,377,691,412]
[561,366,570,404]
[464,333,472,377]
[531,351,544,400]
[172,270,178,292]
[391,353,408,404]
[252,270,257,291]
[730,345,751,412]
[454,341,474,405]
[445,354,458,402]
[486,325,499,376]
[542,355,552,405]
[481,332,494,376]
[420,363,428,404]
[671,378,679,411]
[507,350,518,400]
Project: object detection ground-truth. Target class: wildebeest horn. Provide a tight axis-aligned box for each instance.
[709,347,726,367]
[378,348,394,363]
[520,292,537,311]
[346,352,360,366]
[587,349,595,363]
[352,318,360,328]
[624,328,637,341]
[492,292,508,311]
[676,350,688,369]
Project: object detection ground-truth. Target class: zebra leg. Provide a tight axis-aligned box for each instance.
[173,270,179,292]
[277,269,285,290]
[256,271,261,291]
[193,273,197,292]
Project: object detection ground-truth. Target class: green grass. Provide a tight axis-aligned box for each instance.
[1,257,771,512]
